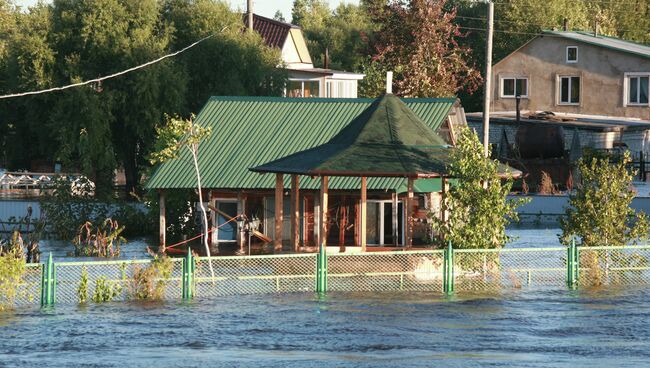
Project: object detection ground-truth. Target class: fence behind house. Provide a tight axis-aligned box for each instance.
[8,244,650,308]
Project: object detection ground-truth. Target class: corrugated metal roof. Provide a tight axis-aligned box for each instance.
[145,96,456,191]
[543,31,650,59]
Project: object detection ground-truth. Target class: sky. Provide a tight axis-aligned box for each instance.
[14,0,361,20]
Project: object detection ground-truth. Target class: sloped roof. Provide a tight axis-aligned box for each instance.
[251,94,450,177]
[145,96,456,191]
[543,30,650,59]
[251,14,297,48]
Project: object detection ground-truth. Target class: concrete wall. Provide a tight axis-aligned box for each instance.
[492,36,650,120]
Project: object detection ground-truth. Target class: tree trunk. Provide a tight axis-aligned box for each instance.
[123,149,139,199]
[189,144,214,280]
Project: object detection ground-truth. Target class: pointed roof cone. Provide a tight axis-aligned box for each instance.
[251,94,452,178]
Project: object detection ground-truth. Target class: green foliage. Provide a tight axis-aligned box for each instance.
[92,276,122,303]
[77,266,88,304]
[363,0,481,98]
[73,219,126,258]
[560,151,649,247]
[149,114,211,165]
[40,176,154,240]
[0,240,26,311]
[430,127,528,249]
[129,252,173,300]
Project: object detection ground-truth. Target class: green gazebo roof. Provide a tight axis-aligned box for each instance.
[251,94,451,178]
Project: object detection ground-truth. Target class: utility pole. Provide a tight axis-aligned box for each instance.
[482,0,494,158]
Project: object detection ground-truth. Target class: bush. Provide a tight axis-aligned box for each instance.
[129,252,173,300]
[92,276,122,303]
[0,242,26,311]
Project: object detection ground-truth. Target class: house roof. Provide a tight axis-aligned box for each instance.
[251,14,298,49]
[543,30,650,59]
[251,94,451,178]
[145,96,457,191]
[466,111,650,132]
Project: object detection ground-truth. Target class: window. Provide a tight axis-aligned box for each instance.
[566,46,578,63]
[559,76,580,104]
[285,80,321,98]
[500,77,528,98]
[625,73,650,106]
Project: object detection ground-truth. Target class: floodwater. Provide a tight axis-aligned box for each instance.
[2,288,650,367]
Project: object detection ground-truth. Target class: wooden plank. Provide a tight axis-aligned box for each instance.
[291,174,300,252]
[159,190,166,250]
[319,176,329,249]
[274,173,284,250]
[360,176,367,252]
[406,178,414,248]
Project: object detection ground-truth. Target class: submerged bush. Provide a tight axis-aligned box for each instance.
[77,267,89,304]
[129,252,173,300]
[0,240,27,311]
[73,219,126,258]
[92,277,122,303]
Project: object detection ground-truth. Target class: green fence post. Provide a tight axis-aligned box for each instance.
[182,251,194,300]
[40,252,55,306]
[443,241,454,294]
[567,239,579,289]
[316,244,327,294]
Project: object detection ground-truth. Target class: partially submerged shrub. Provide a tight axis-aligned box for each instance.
[538,171,556,195]
[73,219,126,257]
[0,240,26,311]
[92,276,122,303]
[129,251,173,300]
[77,267,89,304]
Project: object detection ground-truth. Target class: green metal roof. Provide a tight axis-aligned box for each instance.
[145,96,456,191]
[251,94,451,177]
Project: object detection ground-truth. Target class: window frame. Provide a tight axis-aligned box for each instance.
[557,75,581,105]
[499,76,529,98]
[623,72,650,107]
[566,46,578,63]
[285,78,322,98]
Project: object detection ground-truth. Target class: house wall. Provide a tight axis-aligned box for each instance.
[492,36,650,120]
[282,30,313,69]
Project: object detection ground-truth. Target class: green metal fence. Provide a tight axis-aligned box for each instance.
[8,244,650,308]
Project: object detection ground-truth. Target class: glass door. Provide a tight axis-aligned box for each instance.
[216,200,238,242]
[366,200,403,245]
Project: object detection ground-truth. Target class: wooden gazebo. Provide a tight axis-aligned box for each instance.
[250,94,454,252]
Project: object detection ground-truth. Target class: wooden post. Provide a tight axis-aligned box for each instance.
[319,176,329,249]
[406,177,414,248]
[441,177,449,224]
[274,173,284,251]
[159,190,166,251]
[339,196,346,252]
[360,176,367,252]
[392,192,398,246]
[290,175,300,252]
[237,191,245,252]
[314,195,320,246]
[210,192,217,249]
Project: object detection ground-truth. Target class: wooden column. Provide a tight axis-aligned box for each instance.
[360,176,367,252]
[441,177,449,224]
[319,176,329,249]
[392,192,399,246]
[314,195,320,246]
[290,175,300,252]
[210,195,218,248]
[406,177,414,248]
[274,173,284,251]
[237,191,245,252]
[159,190,166,251]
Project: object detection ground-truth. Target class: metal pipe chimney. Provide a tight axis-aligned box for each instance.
[386,71,393,94]
[247,0,253,32]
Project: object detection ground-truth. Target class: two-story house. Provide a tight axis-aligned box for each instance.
[492,30,650,120]
[251,14,365,98]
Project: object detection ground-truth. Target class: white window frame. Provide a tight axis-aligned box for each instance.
[213,198,238,243]
[623,72,650,107]
[557,75,581,105]
[366,199,404,246]
[499,76,529,98]
[566,46,578,63]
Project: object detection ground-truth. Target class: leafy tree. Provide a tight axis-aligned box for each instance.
[430,127,527,249]
[273,10,286,22]
[150,115,214,275]
[560,151,649,247]
[363,0,481,98]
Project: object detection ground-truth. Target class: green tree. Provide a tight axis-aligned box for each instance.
[560,151,649,247]
[363,0,481,98]
[273,10,286,22]
[430,127,527,249]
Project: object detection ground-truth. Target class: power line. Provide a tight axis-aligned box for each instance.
[456,15,650,34]
[0,28,227,100]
